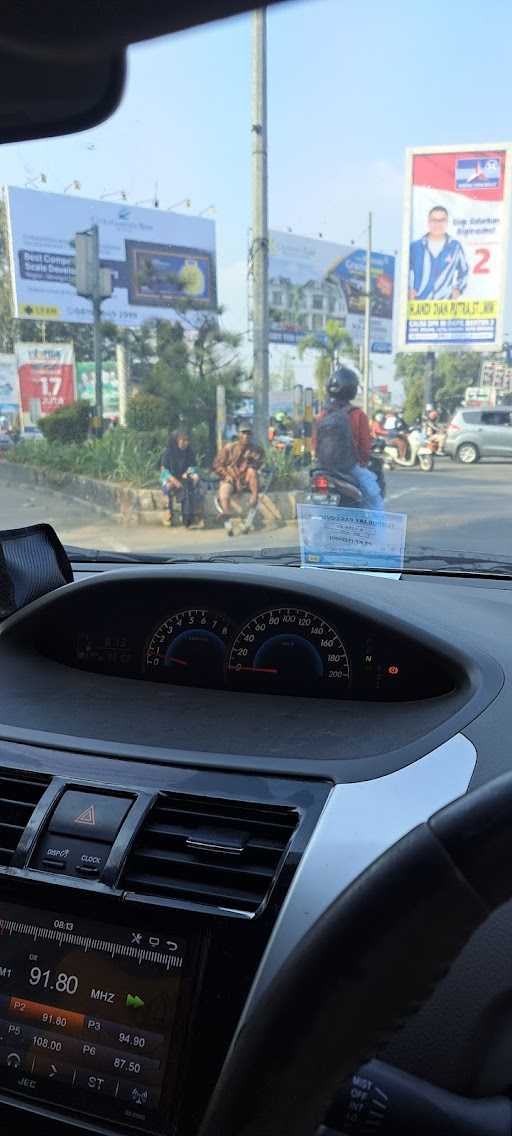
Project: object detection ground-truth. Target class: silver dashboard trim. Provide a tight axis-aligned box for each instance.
[244,732,477,1018]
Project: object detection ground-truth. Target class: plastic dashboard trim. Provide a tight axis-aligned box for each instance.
[0,563,503,782]
[242,732,477,1020]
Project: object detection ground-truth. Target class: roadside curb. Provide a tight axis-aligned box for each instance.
[0,461,300,529]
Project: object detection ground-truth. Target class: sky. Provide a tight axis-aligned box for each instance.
[2,0,512,393]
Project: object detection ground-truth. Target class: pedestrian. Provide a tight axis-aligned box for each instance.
[213,424,264,536]
[160,429,203,528]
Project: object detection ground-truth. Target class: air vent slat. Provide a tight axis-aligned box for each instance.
[0,769,50,866]
[128,846,275,881]
[122,793,299,913]
[145,825,284,858]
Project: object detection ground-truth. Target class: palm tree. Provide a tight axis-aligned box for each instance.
[298,319,358,401]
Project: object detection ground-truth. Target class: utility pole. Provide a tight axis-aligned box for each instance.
[362,211,372,415]
[424,350,435,408]
[251,7,269,448]
[116,339,129,427]
[91,224,103,430]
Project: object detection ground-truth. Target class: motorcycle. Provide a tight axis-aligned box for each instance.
[306,467,364,508]
[305,444,386,509]
[382,427,435,472]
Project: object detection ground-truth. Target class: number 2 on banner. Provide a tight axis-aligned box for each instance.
[474,248,491,274]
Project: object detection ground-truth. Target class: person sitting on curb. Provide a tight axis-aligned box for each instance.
[213,423,264,536]
[160,428,203,528]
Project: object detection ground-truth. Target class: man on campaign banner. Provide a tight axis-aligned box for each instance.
[409,205,469,301]
[399,144,512,351]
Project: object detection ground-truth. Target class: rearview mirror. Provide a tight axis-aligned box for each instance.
[0,48,125,143]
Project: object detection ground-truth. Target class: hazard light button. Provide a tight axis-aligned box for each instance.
[48,791,133,843]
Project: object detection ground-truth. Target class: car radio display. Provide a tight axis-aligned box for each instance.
[0,900,193,1132]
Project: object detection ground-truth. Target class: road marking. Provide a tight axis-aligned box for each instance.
[387,488,419,502]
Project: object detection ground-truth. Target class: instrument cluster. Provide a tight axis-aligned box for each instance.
[144,605,351,697]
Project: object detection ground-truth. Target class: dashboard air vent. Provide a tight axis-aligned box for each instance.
[122,794,300,913]
[0,769,50,867]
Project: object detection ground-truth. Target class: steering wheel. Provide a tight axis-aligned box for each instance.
[198,773,511,1136]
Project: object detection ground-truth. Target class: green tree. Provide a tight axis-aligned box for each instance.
[298,319,358,400]
[189,316,245,458]
[139,314,245,461]
[270,352,295,392]
[396,350,483,421]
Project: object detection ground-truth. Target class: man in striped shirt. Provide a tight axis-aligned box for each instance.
[409,206,469,301]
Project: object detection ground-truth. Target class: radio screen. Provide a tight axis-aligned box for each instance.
[0,899,193,1132]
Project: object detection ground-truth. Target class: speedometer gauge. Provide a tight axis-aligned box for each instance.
[145,609,233,687]
[227,607,350,697]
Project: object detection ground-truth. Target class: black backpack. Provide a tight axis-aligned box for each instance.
[316,406,355,473]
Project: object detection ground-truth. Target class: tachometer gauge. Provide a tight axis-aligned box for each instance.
[227,606,350,697]
[145,609,233,687]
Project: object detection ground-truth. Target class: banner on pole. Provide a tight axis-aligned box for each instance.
[16,343,75,421]
[399,144,512,352]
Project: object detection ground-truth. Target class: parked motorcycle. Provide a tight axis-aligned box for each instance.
[383,427,435,472]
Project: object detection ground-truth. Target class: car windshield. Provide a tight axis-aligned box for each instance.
[1,0,512,575]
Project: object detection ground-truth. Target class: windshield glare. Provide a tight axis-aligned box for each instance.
[1,0,512,574]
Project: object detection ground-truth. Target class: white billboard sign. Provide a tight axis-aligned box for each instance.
[268,230,395,354]
[5,186,217,328]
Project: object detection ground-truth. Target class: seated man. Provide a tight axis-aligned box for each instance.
[213,424,264,536]
[160,428,203,528]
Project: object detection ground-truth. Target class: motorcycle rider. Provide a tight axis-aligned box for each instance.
[316,365,384,510]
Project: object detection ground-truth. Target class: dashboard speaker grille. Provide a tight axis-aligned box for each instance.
[0,769,50,866]
[122,794,300,913]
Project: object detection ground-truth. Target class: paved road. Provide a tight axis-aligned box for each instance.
[385,457,512,566]
[0,458,511,565]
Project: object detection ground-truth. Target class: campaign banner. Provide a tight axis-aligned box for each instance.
[399,144,512,351]
[0,353,19,414]
[268,231,395,353]
[5,187,217,329]
[76,360,119,417]
[16,343,75,418]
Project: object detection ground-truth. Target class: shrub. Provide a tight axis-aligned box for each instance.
[39,401,90,444]
[126,392,166,432]
[266,447,309,490]
[7,428,165,488]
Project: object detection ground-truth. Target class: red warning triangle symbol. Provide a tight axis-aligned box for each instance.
[75,804,96,826]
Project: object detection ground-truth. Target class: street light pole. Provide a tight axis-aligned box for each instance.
[91,224,103,430]
[362,211,372,415]
[251,7,269,448]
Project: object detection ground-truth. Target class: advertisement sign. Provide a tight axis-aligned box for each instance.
[480,360,512,389]
[76,361,119,417]
[268,231,395,353]
[399,144,512,351]
[5,187,217,328]
[0,354,18,414]
[16,343,75,420]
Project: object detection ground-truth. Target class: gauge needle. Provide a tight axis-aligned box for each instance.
[229,665,278,674]
[168,657,189,667]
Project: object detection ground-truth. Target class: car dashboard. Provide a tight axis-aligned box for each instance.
[0,561,509,1135]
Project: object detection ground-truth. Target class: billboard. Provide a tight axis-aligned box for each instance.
[16,343,75,421]
[268,230,395,353]
[5,187,217,329]
[76,360,118,417]
[399,144,512,352]
[0,354,18,414]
